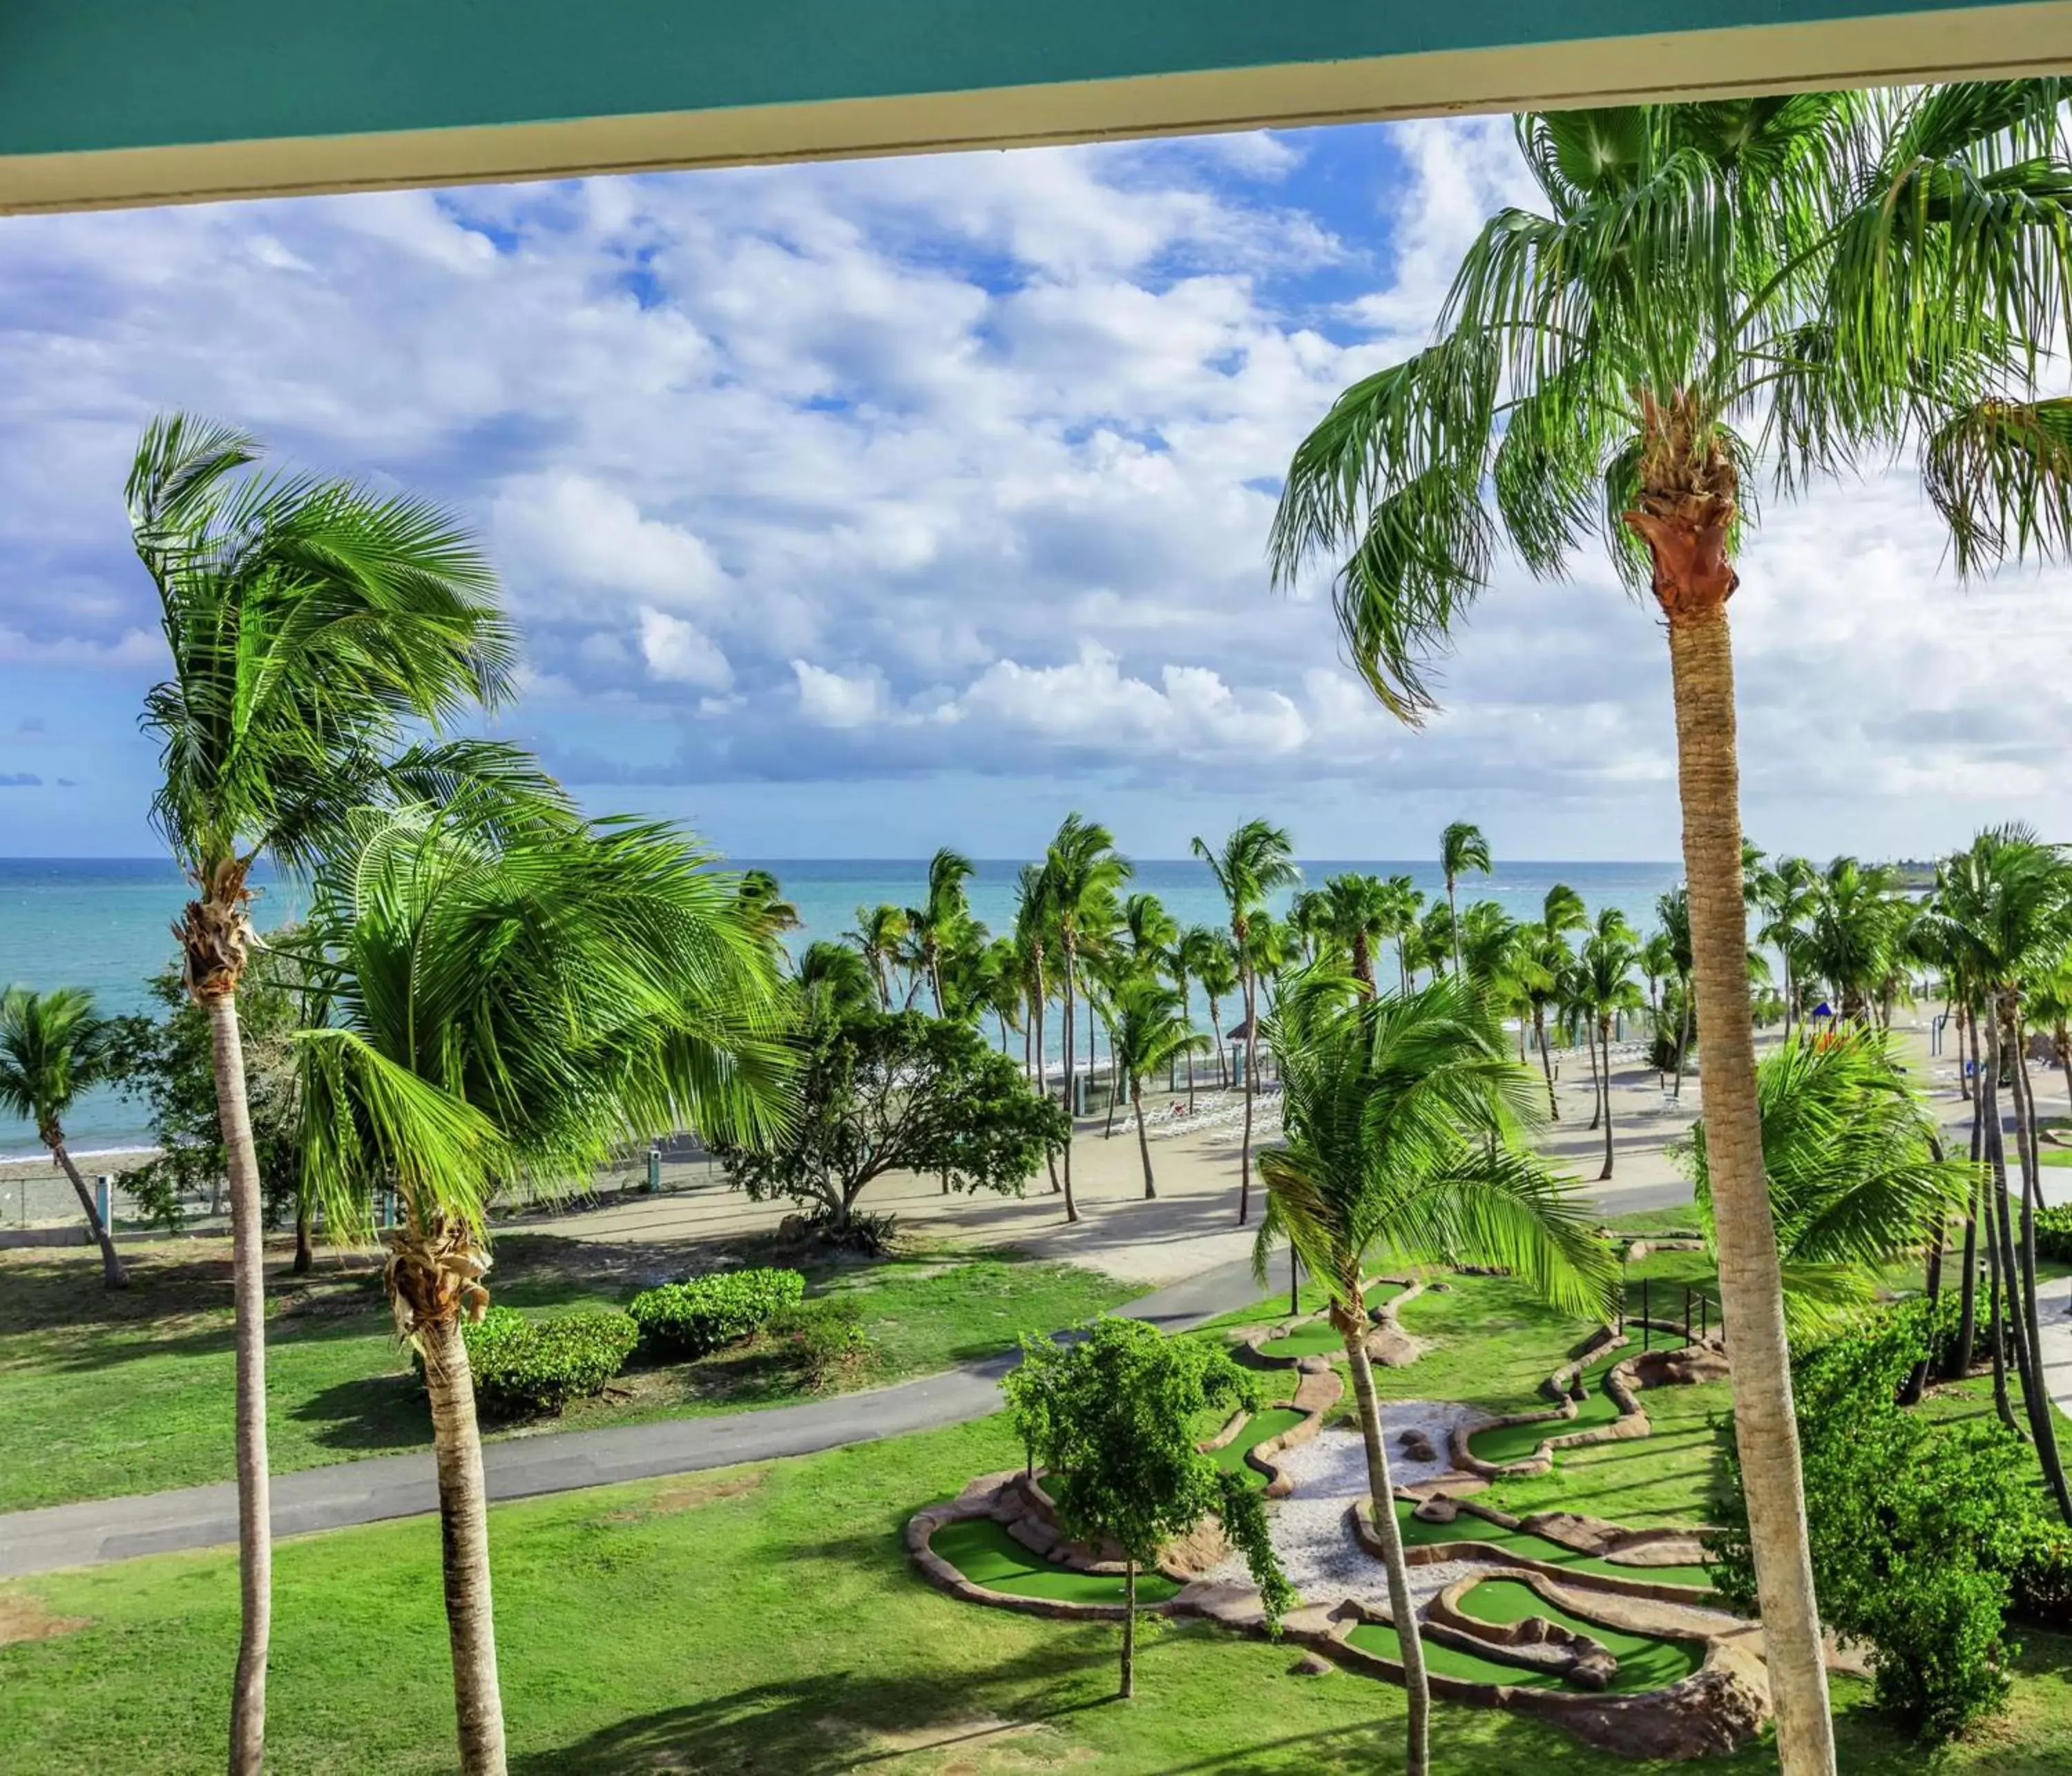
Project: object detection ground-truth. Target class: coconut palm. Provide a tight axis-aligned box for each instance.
[735,870,802,953]
[1046,816,1131,1222]
[1318,873,1392,993]
[796,940,877,1021]
[295,796,792,1775]
[1689,1027,1973,1331]
[968,935,1026,1055]
[1258,974,1615,1776]
[1657,888,1696,1099]
[0,987,126,1288]
[1439,821,1493,976]
[905,848,977,1016]
[1378,875,1424,994]
[1269,90,2072,1760]
[1511,920,1571,1119]
[847,904,909,1011]
[1111,976,1212,1197]
[1574,911,1644,1179]
[1752,855,1819,1035]
[1417,903,1456,982]
[1192,820,1299,1224]
[1805,857,1909,1023]
[128,414,526,1774]
[1455,900,1517,999]
[1181,925,1236,1099]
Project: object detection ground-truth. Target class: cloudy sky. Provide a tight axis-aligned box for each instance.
[1,115,2067,864]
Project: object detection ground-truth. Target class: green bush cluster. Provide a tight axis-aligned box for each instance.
[1709,1299,2044,1743]
[764,1295,881,1393]
[458,1306,640,1418]
[629,1267,805,1356]
[2035,1204,2072,1263]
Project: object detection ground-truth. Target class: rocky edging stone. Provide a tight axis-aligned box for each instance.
[1448,1326,1653,1479]
[1236,1277,1424,1372]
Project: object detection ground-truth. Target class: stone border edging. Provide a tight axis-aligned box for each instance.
[1351,1500,1718,1608]
[1235,1276,1424,1372]
[1449,1326,1656,1479]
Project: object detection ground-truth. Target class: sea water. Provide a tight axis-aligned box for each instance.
[0,856,1682,1157]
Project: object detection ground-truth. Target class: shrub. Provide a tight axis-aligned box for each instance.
[764,1295,881,1393]
[2035,1204,2072,1264]
[1864,1565,2015,1741]
[2013,1529,2072,1628]
[629,1267,805,1356]
[454,1306,639,1417]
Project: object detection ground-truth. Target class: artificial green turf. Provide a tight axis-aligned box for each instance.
[1345,1619,1564,1689]
[0,1238,1140,1511]
[1466,1357,1624,1467]
[1260,1320,1345,1358]
[1207,1407,1310,1486]
[930,1516,1181,1605]
[1392,1500,1712,1592]
[1453,1579,1705,1695]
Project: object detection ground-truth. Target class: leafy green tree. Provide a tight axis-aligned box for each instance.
[1271,91,2072,1763]
[1258,974,1613,1776]
[128,414,528,1774]
[1002,1315,1294,1698]
[1046,815,1132,1222]
[295,795,792,1776]
[1191,819,1298,1224]
[718,1007,1066,1239]
[0,987,126,1287]
[1439,821,1493,977]
[1709,1303,2043,1744]
[1110,976,1211,1197]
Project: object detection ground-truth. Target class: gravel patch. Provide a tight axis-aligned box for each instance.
[1211,1403,1494,1619]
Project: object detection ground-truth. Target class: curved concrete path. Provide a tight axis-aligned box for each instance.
[0,1257,1265,1581]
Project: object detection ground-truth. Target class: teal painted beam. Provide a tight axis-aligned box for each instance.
[3,1,2069,213]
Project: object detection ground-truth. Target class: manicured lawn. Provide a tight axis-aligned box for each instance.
[1207,1407,1310,1487]
[5,1416,2069,1775]
[1453,1578,1706,1695]
[1260,1320,1345,1358]
[1466,1355,1625,1467]
[930,1515,1181,1605]
[0,1235,1138,1512]
[1345,1617,1565,1688]
[1392,1500,1712,1592]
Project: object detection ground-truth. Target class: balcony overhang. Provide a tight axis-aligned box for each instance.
[3,2,2071,215]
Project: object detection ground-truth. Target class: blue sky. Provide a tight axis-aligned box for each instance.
[1,116,2069,863]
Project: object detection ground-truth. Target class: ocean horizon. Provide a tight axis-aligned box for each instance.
[0,854,1685,1158]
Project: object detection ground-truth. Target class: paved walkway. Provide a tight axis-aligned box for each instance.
[2038,1271,2072,1422]
[0,1257,1264,1581]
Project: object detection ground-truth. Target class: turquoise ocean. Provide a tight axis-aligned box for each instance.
[0,856,1683,1159]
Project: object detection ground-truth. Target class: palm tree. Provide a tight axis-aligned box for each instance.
[1111,976,1211,1197]
[1657,888,1696,1099]
[296,796,792,1775]
[1439,821,1493,977]
[1575,911,1643,1179]
[1379,874,1425,994]
[971,935,1026,1055]
[0,987,126,1288]
[1318,873,1390,993]
[128,414,524,1774]
[1181,926,1236,1099]
[796,940,877,1021]
[1046,816,1131,1222]
[1011,865,1061,1193]
[1510,920,1571,1119]
[1752,856,1819,1036]
[847,904,909,1011]
[1192,820,1299,1224]
[1258,974,1615,1776]
[734,870,802,953]
[1269,93,2072,1764]
[905,847,976,1016]
[1690,1026,1974,1335]
[1455,900,1517,1001]
[1805,858,1908,1023]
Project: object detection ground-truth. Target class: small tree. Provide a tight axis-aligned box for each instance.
[1004,1316,1294,1697]
[716,1010,1067,1244]
[0,987,127,1288]
[1111,976,1210,1199]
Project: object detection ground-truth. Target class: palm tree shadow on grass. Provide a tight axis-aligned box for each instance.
[286,1372,433,1454]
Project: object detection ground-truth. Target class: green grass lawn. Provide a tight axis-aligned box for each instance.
[1466,1355,1626,1467]
[1392,1500,1711,1591]
[1452,1579,1706,1695]
[0,1235,1138,1512]
[5,1416,2068,1775]
[1206,1407,1310,1487]
[930,1515,1181,1605]
[1259,1320,1345,1357]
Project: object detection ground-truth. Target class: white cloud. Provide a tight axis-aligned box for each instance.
[494,474,725,613]
[792,659,892,728]
[637,608,732,688]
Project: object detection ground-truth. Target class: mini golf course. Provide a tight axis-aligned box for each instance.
[1207,1407,1311,1485]
[928,1516,1181,1606]
[1452,1579,1707,1695]
[1345,1619,1566,1689]
[1466,1355,1627,1466]
[1258,1320,1345,1358]
[1393,1499,1713,1592]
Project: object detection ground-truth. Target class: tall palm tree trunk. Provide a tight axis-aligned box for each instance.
[1598,1020,1616,1181]
[1133,1082,1155,1199]
[417,1313,509,1776]
[1238,965,1257,1226]
[1533,1006,1558,1119]
[1344,1324,1430,1775]
[1952,1036,1986,1379]
[1984,1019,2046,1449]
[1209,995,1227,1088]
[1446,876,1462,979]
[1586,1016,1603,1132]
[204,987,272,1776]
[1035,961,1060,1195]
[1059,943,1080,1224]
[45,1127,126,1288]
[2008,1034,2072,1520]
[1661,595,1835,1775]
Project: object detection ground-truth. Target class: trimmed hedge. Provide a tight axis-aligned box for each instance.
[2037,1205,2072,1264]
[459,1306,640,1417]
[629,1267,805,1356]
